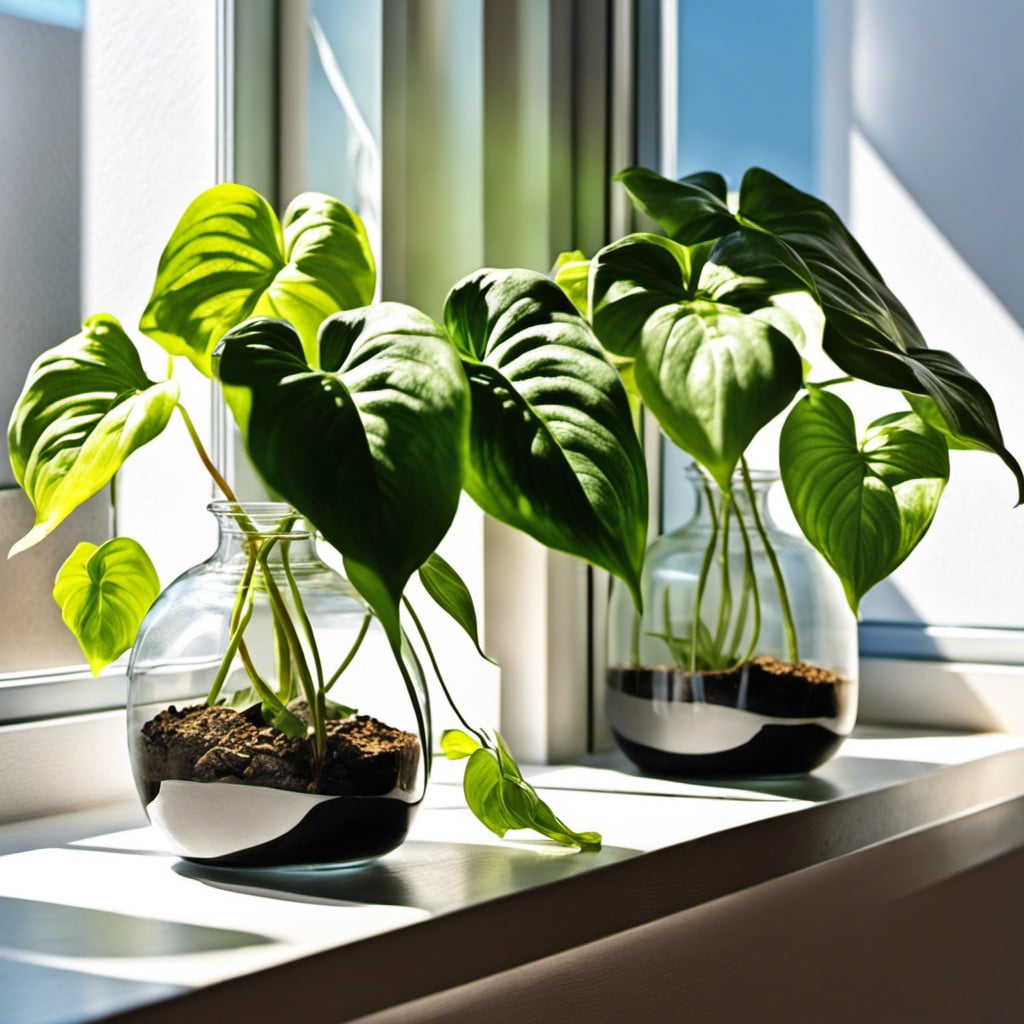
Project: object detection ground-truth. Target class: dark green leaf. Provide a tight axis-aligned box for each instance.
[214,308,468,641]
[141,185,375,375]
[615,167,735,242]
[419,553,494,664]
[633,300,803,490]
[52,537,160,675]
[735,168,1022,501]
[7,315,179,555]
[444,269,648,606]
[780,388,949,613]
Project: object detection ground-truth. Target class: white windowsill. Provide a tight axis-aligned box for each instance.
[2,727,1024,1024]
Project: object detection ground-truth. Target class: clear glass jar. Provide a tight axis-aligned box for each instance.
[127,502,428,868]
[607,467,857,777]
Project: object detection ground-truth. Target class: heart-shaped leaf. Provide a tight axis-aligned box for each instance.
[443,269,648,606]
[443,729,602,851]
[214,308,468,640]
[53,537,160,675]
[419,553,494,664]
[780,387,949,613]
[7,314,179,555]
[591,233,718,359]
[633,300,803,490]
[141,185,375,375]
[735,168,1023,502]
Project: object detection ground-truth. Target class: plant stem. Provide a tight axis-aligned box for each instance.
[207,591,255,705]
[176,402,237,502]
[325,611,372,692]
[740,457,798,663]
[403,596,485,746]
[806,376,853,389]
[691,475,720,673]
[729,502,762,665]
[711,490,733,661]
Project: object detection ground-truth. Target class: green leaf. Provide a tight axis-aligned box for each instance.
[780,388,949,613]
[214,307,468,641]
[140,185,375,375]
[633,300,803,490]
[733,168,1022,501]
[615,166,734,242]
[440,728,481,760]
[52,538,160,676]
[552,250,591,318]
[7,315,179,555]
[591,233,714,358]
[323,697,357,721]
[459,732,601,851]
[265,704,308,739]
[444,268,648,606]
[419,554,495,664]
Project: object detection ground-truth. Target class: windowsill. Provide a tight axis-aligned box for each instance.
[2,727,1024,1024]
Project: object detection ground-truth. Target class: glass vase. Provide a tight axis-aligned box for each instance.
[127,502,428,868]
[607,467,857,777]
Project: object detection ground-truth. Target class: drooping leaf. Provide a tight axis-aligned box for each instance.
[734,168,1022,501]
[419,553,494,664]
[7,315,179,555]
[633,300,803,490]
[444,269,648,606]
[780,387,949,613]
[445,729,601,851]
[214,308,468,642]
[615,166,734,242]
[140,185,375,375]
[52,537,160,675]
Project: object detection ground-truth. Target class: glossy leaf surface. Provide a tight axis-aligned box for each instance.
[141,185,375,374]
[53,538,160,675]
[615,166,733,242]
[7,315,179,555]
[552,250,590,316]
[419,553,494,664]
[444,269,648,605]
[443,729,602,851]
[215,308,467,639]
[780,388,949,613]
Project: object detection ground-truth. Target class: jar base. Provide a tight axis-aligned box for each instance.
[611,723,845,778]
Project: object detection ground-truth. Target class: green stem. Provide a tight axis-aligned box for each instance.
[279,529,324,690]
[207,591,255,706]
[403,597,485,746]
[806,376,853,390]
[711,490,733,662]
[691,475,720,673]
[176,402,237,502]
[325,612,372,692]
[741,457,798,663]
[729,502,762,665]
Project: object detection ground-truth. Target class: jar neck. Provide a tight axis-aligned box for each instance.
[209,502,319,564]
[686,466,776,526]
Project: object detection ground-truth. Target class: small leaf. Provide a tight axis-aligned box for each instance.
[215,308,468,641]
[441,728,482,760]
[265,704,308,739]
[8,315,179,555]
[444,268,648,607]
[224,687,260,712]
[141,185,375,375]
[552,250,590,317]
[458,731,601,851]
[53,538,160,675]
[323,698,357,721]
[419,554,495,664]
[780,388,949,613]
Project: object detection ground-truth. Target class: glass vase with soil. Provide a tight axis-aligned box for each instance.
[606,466,857,777]
[127,502,429,869]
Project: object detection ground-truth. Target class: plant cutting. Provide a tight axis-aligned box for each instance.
[7,183,648,863]
[557,165,1021,776]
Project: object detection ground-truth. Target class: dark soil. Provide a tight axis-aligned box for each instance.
[608,656,853,778]
[139,703,420,801]
[609,655,849,718]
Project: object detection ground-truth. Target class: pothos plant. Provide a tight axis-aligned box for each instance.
[7,184,649,851]
[555,166,1021,673]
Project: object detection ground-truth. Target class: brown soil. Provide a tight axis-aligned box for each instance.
[139,703,420,800]
[610,655,850,718]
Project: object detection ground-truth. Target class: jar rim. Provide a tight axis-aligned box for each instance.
[682,463,779,486]
[207,501,313,539]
